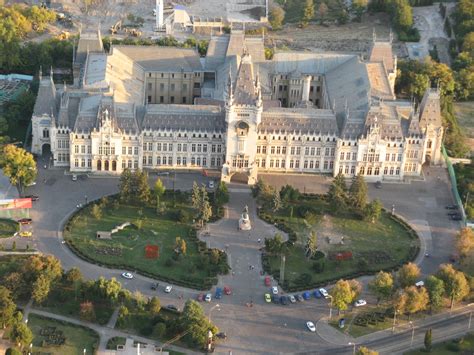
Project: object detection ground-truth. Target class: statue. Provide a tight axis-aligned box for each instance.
[239,205,251,231]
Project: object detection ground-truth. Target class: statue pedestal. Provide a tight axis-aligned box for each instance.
[239,212,251,231]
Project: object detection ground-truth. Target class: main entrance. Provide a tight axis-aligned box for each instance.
[230,172,249,184]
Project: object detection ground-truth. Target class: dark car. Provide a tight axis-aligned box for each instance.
[296,294,304,302]
[446,205,458,210]
[25,195,39,201]
[303,291,311,300]
[216,332,227,339]
[150,282,159,290]
[17,218,32,225]
[280,295,289,305]
[272,294,280,304]
[450,214,463,221]
[375,181,382,189]
[197,293,204,302]
[215,287,223,299]
[166,305,178,311]
[313,290,322,299]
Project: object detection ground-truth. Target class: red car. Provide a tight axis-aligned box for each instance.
[264,276,271,287]
[197,293,204,302]
[17,218,32,225]
[224,286,232,295]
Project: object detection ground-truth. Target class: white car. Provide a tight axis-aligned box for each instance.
[289,295,296,303]
[205,293,212,302]
[271,286,278,295]
[306,321,316,332]
[164,285,172,293]
[208,180,215,189]
[121,272,133,279]
[319,288,329,299]
[415,281,425,287]
[355,299,367,307]
[72,174,77,181]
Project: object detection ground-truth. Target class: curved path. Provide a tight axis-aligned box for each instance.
[19,164,462,354]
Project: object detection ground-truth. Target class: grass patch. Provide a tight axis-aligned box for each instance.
[28,313,99,355]
[405,331,474,354]
[106,336,126,350]
[261,195,419,290]
[64,194,227,289]
[0,218,19,238]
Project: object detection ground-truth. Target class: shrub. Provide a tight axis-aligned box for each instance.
[164,258,175,267]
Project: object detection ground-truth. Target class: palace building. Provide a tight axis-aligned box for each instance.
[31,28,443,184]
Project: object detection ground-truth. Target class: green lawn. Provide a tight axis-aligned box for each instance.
[64,195,225,289]
[0,218,19,238]
[263,196,419,289]
[106,336,126,350]
[28,314,99,355]
[405,332,474,354]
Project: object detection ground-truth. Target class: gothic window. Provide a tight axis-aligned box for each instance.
[43,129,49,138]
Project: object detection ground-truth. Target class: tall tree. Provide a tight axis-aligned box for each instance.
[364,199,383,223]
[119,168,133,202]
[349,174,368,211]
[424,328,432,352]
[154,178,166,214]
[330,279,357,313]
[215,181,229,207]
[191,182,202,209]
[352,0,368,21]
[456,227,474,258]
[79,301,96,322]
[425,275,445,311]
[395,286,429,319]
[269,5,285,30]
[327,172,348,210]
[272,189,282,212]
[0,286,16,329]
[91,204,102,220]
[368,271,394,303]
[305,231,318,258]
[356,347,379,355]
[31,274,51,304]
[301,0,314,27]
[0,145,37,195]
[9,321,33,350]
[181,300,218,348]
[318,2,328,24]
[397,262,421,288]
[437,264,470,308]
[148,296,161,315]
[135,170,151,203]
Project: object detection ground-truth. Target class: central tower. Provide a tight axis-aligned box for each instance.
[221,53,262,185]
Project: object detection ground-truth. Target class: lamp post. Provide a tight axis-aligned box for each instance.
[410,321,415,348]
[469,311,472,330]
[84,195,88,205]
[208,304,221,323]
[328,295,333,319]
[392,309,398,333]
[83,349,86,354]
[348,342,356,355]
[28,343,32,355]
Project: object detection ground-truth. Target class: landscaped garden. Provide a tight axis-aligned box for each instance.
[64,170,229,289]
[28,314,99,355]
[0,218,19,238]
[256,177,420,291]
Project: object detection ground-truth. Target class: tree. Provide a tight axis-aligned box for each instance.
[148,296,161,315]
[318,2,328,24]
[215,181,229,207]
[368,271,394,303]
[22,255,62,283]
[397,262,421,288]
[9,321,32,350]
[0,145,37,195]
[425,275,445,311]
[269,5,285,30]
[181,300,218,348]
[356,347,379,355]
[437,264,470,308]
[352,0,368,21]
[280,184,300,204]
[154,178,166,214]
[0,286,16,329]
[65,267,83,284]
[175,237,187,255]
[153,322,167,338]
[301,0,314,27]
[119,168,133,202]
[327,172,348,211]
[456,227,474,258]
[272,189,282,212]
[265,234,284,254]
[32,273,51,304]
[95,277,122,305]
[5,348,22,355]
[0,116,8,134]
[191,182,202,209]
[2,272,27,300]
[395,286,429,319]
[135,170,151,203]
[424,328,432,352]
[462,32,474,55]
[349,174,368,211]
[210,249,220,265]
[331,280,356,313]
[305,231,318,258]
[91,204,102,220]
[201,198,213,226]
[79,301,96,322]
[349,279,362,300]
[364,199,383,223]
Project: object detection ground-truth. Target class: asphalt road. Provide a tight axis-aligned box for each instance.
[7,163,465,354]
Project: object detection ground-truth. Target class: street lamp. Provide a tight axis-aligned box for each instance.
[348,342,356,355]
[83,349,86,354]
[84,195,88,205]
[327,295,333,319]
[392,309,399,333]
[409,321,415,348]
[469,311,472,330]
[28,343,32,355]
[208,304,221,323]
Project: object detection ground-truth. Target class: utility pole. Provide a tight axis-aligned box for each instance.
[469,311,472,330]
[279,255,285,284]
[410,322,415,348]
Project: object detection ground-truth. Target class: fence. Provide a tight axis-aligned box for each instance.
[442,145,466,225]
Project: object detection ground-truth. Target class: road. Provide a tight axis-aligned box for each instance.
[2,161,466,354]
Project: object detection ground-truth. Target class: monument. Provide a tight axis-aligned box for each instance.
[239,205,251,231]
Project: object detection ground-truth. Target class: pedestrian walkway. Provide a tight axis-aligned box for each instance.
[106,307,119,329]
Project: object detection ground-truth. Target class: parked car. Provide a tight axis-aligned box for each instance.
[121,272,133,279]
[216,332,227,339]
[319,288,330,299]
[289,295,296,303]
[197,293,204,302]
[271,286,278,295]
[205,293,212,302]
[166,305,178,311]
[224,286,232,295]
[296,294,304,302]
[450,214,463,221]
[313,289,322,299]
[72,174,77,181]
[19,231,32,238]
[24,195,39,201]
[215,287,223,299]
[280,295,289,305]
[446,205,458,210]
[272,294,280,304]
[303,291,311,300]
[264,276,271,286]
[208,180,215,189]
[354,299,367,307]
[415,281,424,287]
[375,181,382,189]
[17,218,32,225]
[264,293,271,303]
[306,321,316,332]
[150,282,159,290]
[164,285,172,293]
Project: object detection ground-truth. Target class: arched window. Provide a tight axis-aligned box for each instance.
[43,129,49,138]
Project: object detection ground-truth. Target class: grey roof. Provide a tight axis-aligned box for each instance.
[205,36,229,70]
[271,52,355,75]
[141,105,226,131]
[76,30,103,65]
[233,54,258,105]
[112,46,203,72]
[260,108,338,135]
[84,53,107,86]
[33,77,57,117]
